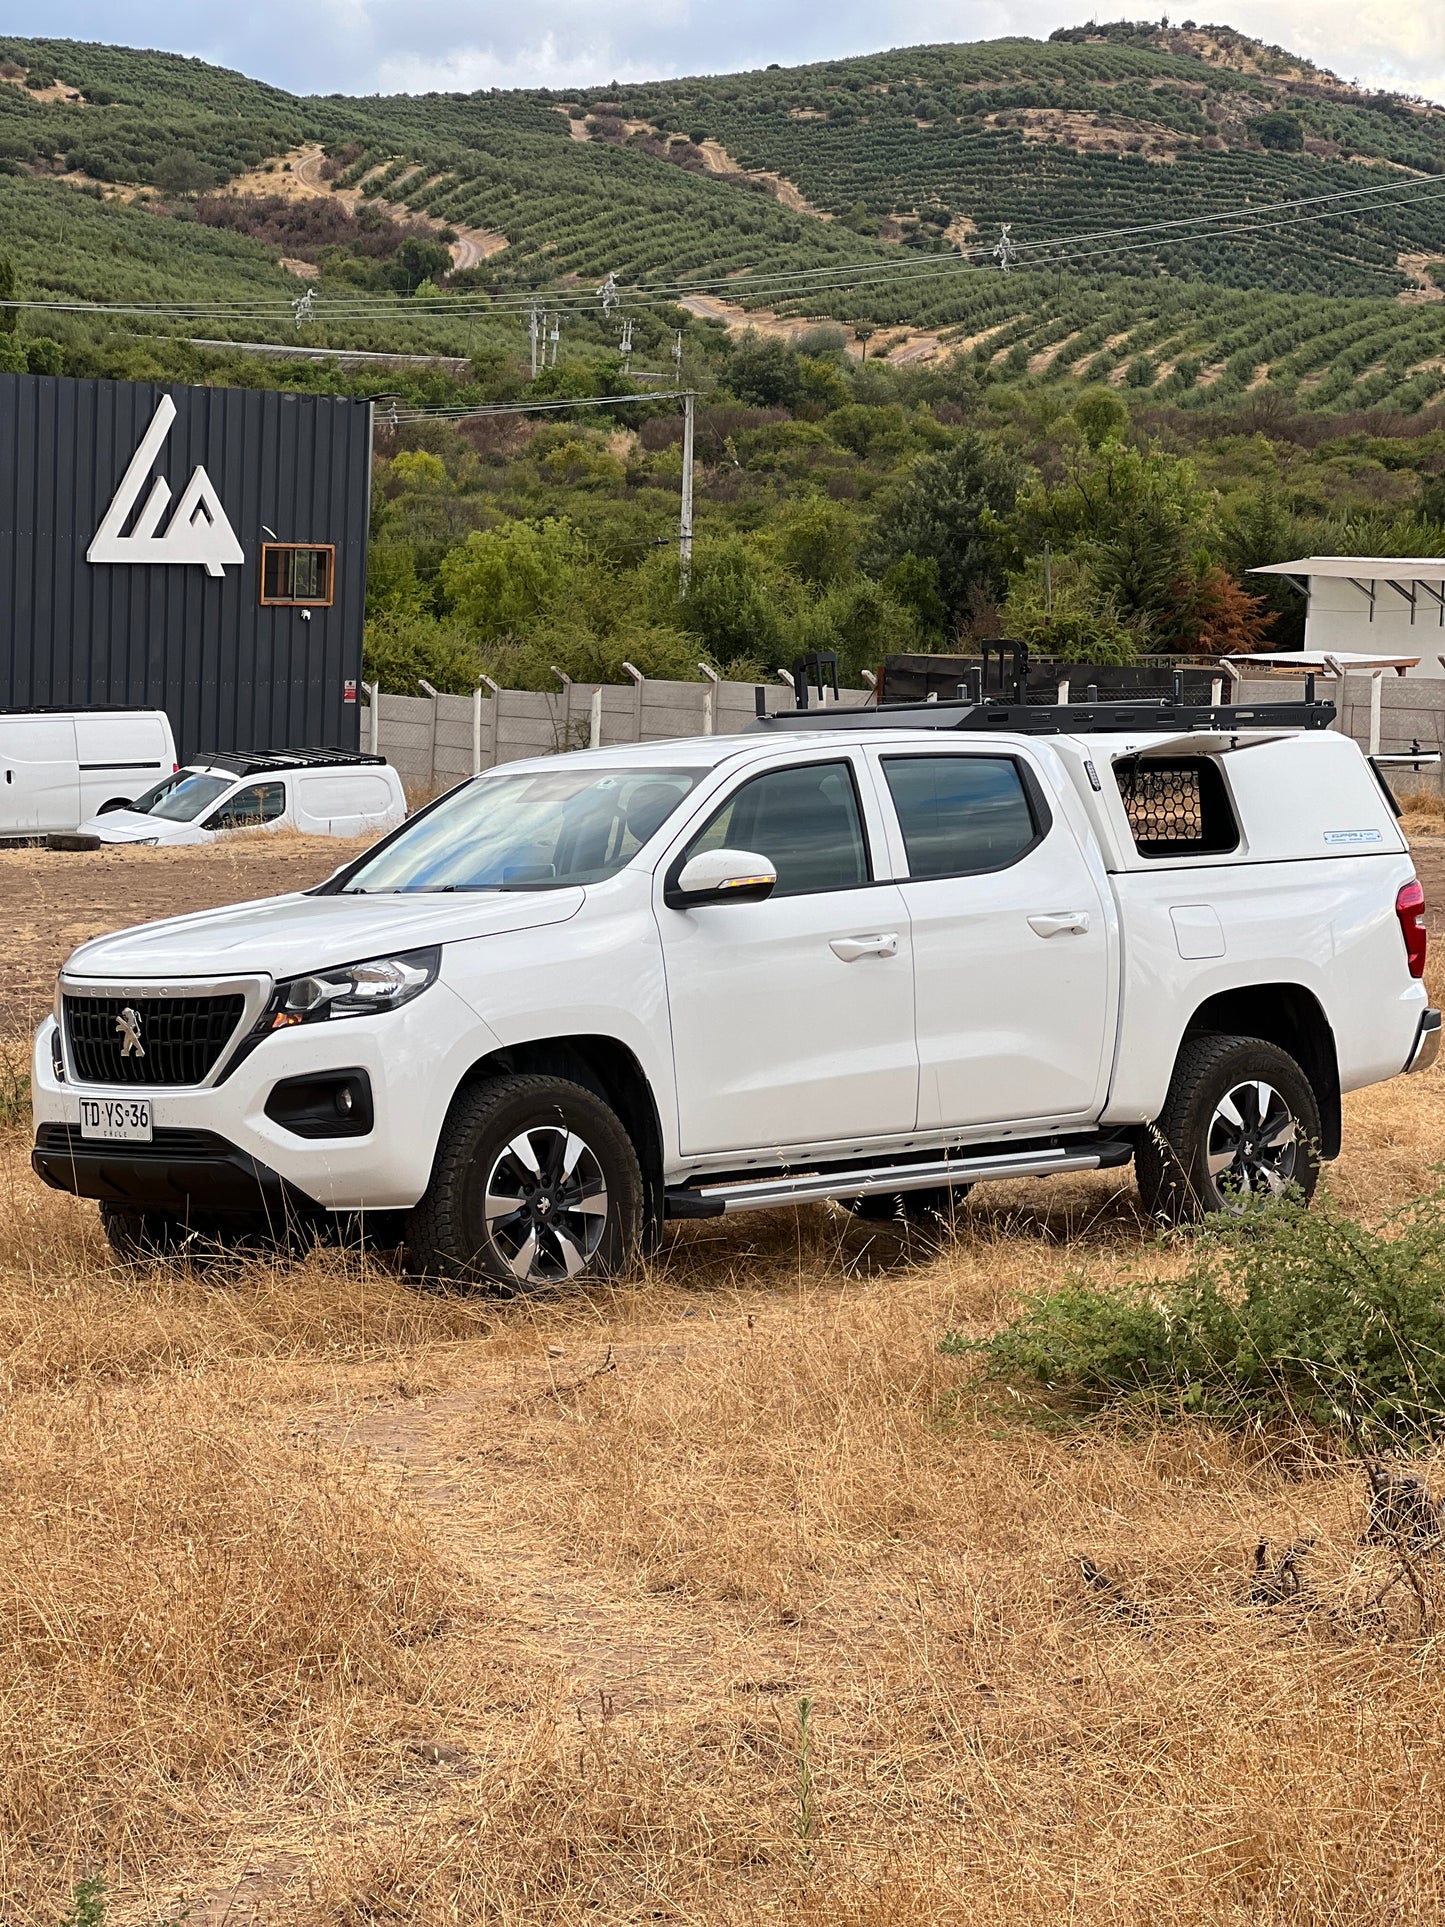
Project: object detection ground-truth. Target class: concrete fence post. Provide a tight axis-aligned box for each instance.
[699,662,720,735]
[471,686,483,775]
[363,682,380,756]
[1370,671,1384,756]
[622,660,645,744]
[417,680,440,788]
[480,675,502,769]
[551,666,574,750]
[589,687,603,750]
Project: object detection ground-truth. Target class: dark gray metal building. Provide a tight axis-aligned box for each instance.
[0,373,371,759]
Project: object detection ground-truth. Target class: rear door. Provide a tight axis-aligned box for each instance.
[866,747,1114,1132]
[0,717,79,834]
[657,753,918,1157]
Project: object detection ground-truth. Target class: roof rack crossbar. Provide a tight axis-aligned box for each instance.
[749,698,1337,736]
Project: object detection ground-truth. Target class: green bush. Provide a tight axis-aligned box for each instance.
[947,1193,1445,1444]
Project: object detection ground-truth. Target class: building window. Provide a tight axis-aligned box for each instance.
[261,544,335,606]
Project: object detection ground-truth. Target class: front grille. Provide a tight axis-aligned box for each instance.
[64,995,246,1086]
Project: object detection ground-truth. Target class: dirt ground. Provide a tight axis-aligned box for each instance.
[4,838,1445,1924]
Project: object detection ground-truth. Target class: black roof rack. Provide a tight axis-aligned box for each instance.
[191,747,388,776]
[749,697,1337,736]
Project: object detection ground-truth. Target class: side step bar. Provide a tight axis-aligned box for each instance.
[665,1139,1134,1218]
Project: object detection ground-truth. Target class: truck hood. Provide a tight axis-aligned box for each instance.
[61,887,587,983]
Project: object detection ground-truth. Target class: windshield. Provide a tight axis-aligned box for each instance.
[127,771,236,823]
[343,766,701,894]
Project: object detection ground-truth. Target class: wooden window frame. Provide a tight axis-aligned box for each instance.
[260,543,336,608]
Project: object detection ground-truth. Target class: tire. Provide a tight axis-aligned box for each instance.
[407,1074,644,1290]
[1135,1034,1321,1225]
[846,1184,972,1226]
[100,1203,194,1263]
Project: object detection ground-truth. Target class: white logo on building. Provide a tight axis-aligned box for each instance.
[87,395,243,578]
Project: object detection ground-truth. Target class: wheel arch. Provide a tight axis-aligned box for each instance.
[1181,983,1341,1159]
[450,1034,666,1219]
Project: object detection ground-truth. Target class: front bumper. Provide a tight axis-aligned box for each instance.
[1406,1007,1443,1074]
[32,1122,315,1224]
[31,978,497,1213]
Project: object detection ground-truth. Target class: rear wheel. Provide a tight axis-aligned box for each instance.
[408,1074,644,1290]
[1136,1034,1320,1225]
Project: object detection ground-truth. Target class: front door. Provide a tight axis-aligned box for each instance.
[868,749,1113,1133]
[658,756,918,1158]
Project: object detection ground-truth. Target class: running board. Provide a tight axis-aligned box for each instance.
[664,1139,1134,1218]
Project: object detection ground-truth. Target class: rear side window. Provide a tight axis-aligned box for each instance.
[882,755,1042,879]
[1114,757,1239,858]
[685,760,870,897]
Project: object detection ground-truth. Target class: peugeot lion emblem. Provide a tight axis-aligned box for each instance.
[115,1006,146,1060]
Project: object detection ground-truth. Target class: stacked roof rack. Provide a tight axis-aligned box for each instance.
[194,748,388,777]
[750,648,1336,737]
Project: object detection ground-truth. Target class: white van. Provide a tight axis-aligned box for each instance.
[77,749,407,846]
[0,709,177,837]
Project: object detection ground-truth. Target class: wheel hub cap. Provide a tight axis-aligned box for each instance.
[482,1126,608,1284]
[1206,1079,1299,1207]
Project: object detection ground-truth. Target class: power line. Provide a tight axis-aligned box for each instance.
[5,169,1444,330]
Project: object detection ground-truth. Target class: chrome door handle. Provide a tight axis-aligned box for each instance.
[830,932,900,962]
[1028,911,1091,938]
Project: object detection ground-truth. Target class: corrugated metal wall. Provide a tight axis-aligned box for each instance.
[0,373,370,759]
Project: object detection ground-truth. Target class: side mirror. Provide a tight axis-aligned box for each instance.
[666,847,777,909]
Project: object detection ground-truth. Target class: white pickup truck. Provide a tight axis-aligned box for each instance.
[30,694,1440,1284]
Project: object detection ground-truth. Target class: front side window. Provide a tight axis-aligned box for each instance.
[883,755,1040,879]
[261,544,334,606]
[342,766,700,893]
[206,781,286,830]
[683,760,870,898]
[132,771,233,822]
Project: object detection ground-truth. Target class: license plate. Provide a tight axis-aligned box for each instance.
[78,1097,153,1143]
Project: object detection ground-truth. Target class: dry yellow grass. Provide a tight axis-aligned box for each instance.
[3,866,1445,1921]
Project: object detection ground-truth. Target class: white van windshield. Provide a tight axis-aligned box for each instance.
[343,767,700,893]
[129,771,235,822]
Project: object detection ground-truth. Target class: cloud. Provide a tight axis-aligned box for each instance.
[10,0,1445,104]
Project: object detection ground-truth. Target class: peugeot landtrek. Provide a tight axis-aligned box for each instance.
[31,691,1440,1284]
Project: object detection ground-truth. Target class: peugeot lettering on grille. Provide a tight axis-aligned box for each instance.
[115,1006,146,1060]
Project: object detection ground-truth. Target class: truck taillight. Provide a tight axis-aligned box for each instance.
[1397,879,1427,979]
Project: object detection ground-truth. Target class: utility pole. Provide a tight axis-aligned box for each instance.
[993,222,1018,272]
[672,328,684,380]
[619,317,633,374]
[527,303,542,379]
[598,271,619,316]
[678,390,695,599]
[548,311,560,367]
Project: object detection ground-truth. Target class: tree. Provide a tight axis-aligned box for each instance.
[723,331,803,408]
[1157,564,1277,656]
[153,149,215,196]
[389,237,452,295]
[439,517,577,643]
[1071,386,1127,449]
[1255,111,1304,152]
[0,253,15,335]
[674,535,784,666]
[773,497,860,587]
[22,336,63,375]
[866,434,1023,631]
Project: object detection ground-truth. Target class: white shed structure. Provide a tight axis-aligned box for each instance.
[1251,557,1445,679]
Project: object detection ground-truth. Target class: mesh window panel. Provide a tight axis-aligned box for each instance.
[64,995,246,1086]
[1114,758,1238,858]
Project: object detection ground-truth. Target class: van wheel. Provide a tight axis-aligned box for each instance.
[1136,1034,1320,1225]
[846,1184,972,1226]
[408,1074,644,1291]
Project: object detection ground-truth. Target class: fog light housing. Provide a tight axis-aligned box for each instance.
[264,1070,374,1139]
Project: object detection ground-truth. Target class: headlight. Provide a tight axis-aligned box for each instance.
[264,947,440,1029]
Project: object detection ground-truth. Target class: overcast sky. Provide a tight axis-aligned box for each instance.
[14,1,1445,107]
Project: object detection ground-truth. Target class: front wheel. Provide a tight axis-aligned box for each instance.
[407,1074,644,1290]
[1135,1034,1321,1225]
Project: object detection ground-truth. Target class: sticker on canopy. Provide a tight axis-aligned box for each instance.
[1323,829,1384,846]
